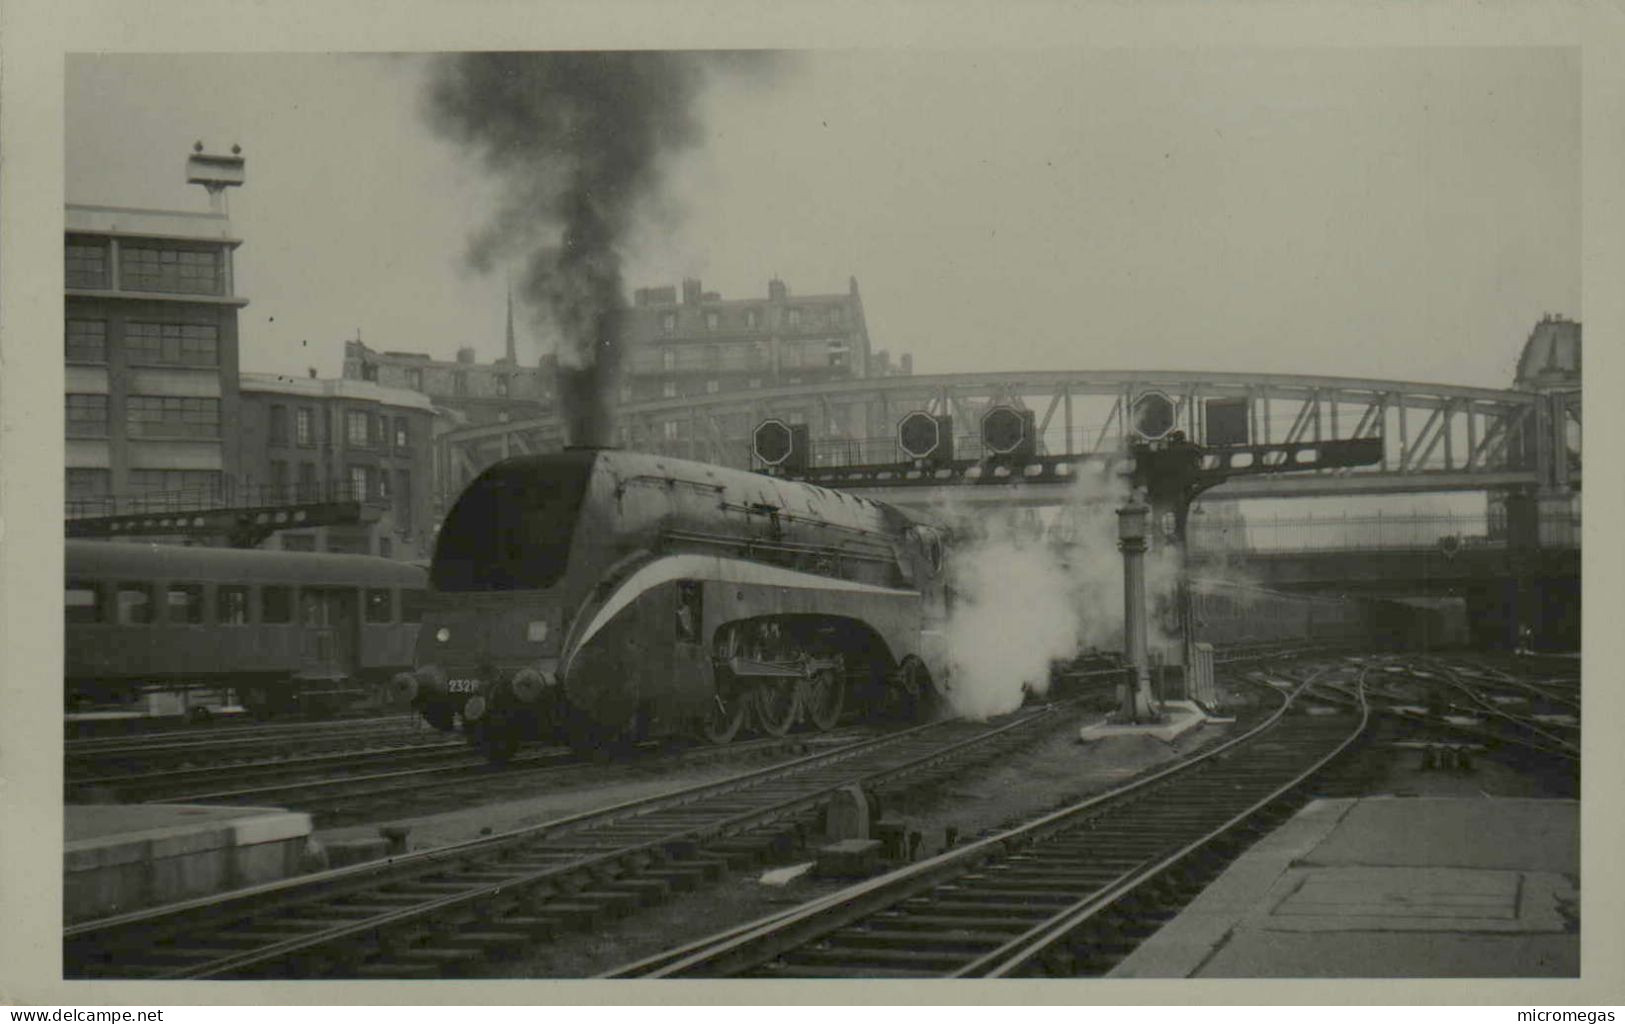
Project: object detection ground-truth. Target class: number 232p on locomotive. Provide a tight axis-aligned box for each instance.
[395,448,954,762]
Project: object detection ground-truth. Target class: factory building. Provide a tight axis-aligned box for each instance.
[65,176,248,515]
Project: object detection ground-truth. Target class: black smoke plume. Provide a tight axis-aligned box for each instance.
[425,51,768,446]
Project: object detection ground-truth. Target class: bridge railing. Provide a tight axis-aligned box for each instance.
[66,479,378,520]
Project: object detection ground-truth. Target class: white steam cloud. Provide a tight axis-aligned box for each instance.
[938,463,1142,720]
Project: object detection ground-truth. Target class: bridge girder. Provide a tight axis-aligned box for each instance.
[436,369,1575,503]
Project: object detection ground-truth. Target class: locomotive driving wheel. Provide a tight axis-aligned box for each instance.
[701,672,747,745]
[801,666,845,732]
[751,677,800,737]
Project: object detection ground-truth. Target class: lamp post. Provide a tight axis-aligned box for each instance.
[1117,501,1159,722]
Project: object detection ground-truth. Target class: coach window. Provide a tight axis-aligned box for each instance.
[116,584,153,625]
[167,584,205,624]
[261,585,293,624]
[218,585,250,625]
[66,581,102,624]
[401,589,426,623]
[365,588,393,623]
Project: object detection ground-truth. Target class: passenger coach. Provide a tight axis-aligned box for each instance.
[65,540,427,716]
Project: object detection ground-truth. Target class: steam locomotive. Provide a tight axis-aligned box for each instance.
[395,448,953,761]
[401,448,1394,762]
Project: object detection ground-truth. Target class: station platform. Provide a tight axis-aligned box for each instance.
[64,803,312,924]
[1111,796,1578,978]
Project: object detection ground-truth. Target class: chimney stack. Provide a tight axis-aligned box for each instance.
[682,278,703,306]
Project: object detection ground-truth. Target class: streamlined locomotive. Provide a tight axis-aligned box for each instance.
[397,449,953,761]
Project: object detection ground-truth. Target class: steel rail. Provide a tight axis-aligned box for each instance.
[963,676,1369,976]
[65,706,1072,979]
[610,668,1344,979]
[164,706,1068,980]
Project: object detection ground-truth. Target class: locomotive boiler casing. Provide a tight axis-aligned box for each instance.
[414,449,949,746]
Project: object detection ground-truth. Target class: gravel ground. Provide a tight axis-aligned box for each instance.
[492,702,1244,977]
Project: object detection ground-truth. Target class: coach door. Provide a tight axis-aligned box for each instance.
[299,587,358,678]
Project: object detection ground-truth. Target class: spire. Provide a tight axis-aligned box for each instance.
[504,285,518,364]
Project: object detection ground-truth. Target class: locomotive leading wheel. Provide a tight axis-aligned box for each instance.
[701,677,747,745]
[751,678,800,737]
[802,667,845,732]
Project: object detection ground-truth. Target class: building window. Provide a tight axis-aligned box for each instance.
[125,468,221,510]
[66,581,102,625]
[661,312,677,333]
[126,396,220,439]
[295,407,314,446]
[349,465,370,500]
[120,244,223,295]
[125,322,218,367]
[406,368,423,391]
[218,586,250,625]
[706,380,720,394]
[269,405,289,445]
[787,308,801,328]
[166,584,205,625]
[395,469,412,529]
[116,584,154,625]
[298,461,318,500]
[394,418,409,448]
[662,381,677,399]
[453,372,468,396]
[346,410,369,447]
[269,459,289,499]
[66,319,107,363]
[706,311,719,330]
[367,413,383,448]
[748,378,762,389]
[662,420,679,441]
[620,384,633,403]
[66,238,111,289]
[65,394,108,437]
[831,306,847,325]
[377,470,391,500]
[66,468,110,502]
[378,537,393,559]
[361,362,379,382]
[496,376,510,398]
[746,309,760,330]
[661,350,676,371]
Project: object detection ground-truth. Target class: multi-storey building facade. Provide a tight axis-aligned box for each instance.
[237,374,438,561]
[616,276,911,455]
[621,276,902,402]
[65,203,246,513]
[341,296,556,429]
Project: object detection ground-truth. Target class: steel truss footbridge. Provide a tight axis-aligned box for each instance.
[434,369,1580,513]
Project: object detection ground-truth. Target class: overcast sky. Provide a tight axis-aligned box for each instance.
[66,48,1578,390]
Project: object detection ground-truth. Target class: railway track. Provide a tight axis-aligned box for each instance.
[607,664,1368,979]
[1361,657,1579,765]
[66,714,445,779]
[65,698,1083,979]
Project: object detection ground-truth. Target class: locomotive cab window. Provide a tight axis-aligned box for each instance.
[66,581,102,624]
[218,585,250,625]
[166,584,204,624]
[365,588,393,623]
[115,584,153,625]
[262,585,292,624]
